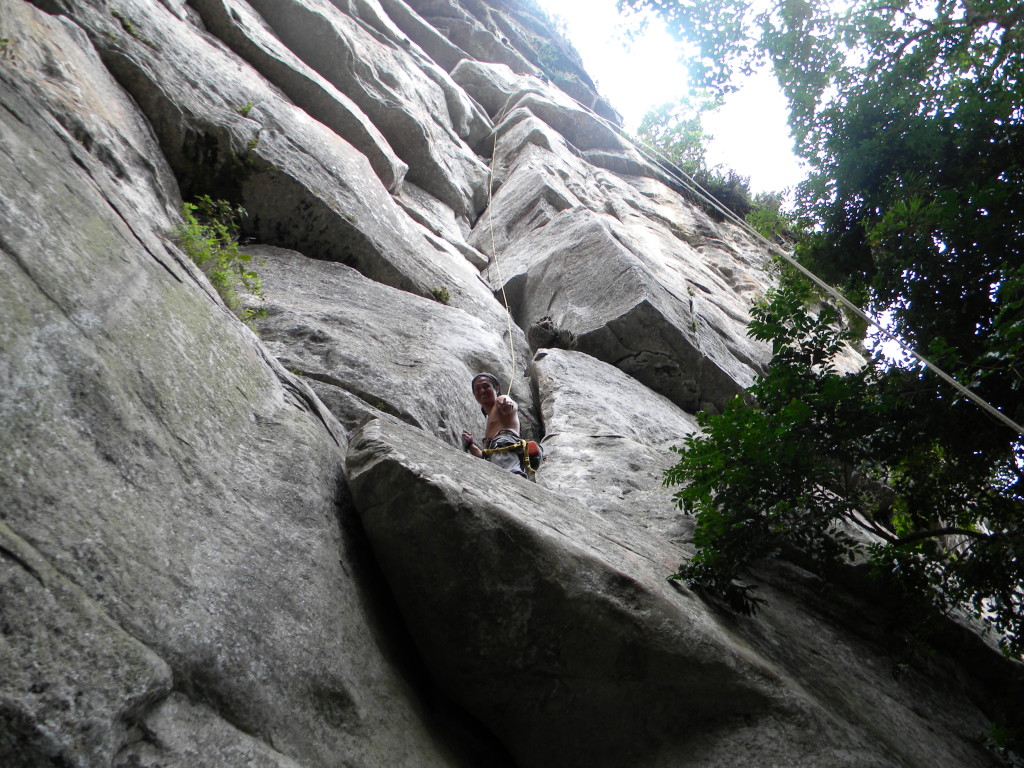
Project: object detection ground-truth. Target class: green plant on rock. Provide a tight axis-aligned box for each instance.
[109,9,153,46]
[635,0,1024,664]
[431,286,451,305]
[237,102,254,117]
[980,722,1024,767]
[745,190,801,245]
[0,36,14,63]
[245,128,262,152]
[176,195,264,324]
[110,9,135,35]
[637,95,790,223]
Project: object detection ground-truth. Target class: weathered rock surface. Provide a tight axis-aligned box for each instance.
[0,522,172,767]
[471,100,771,411]
[111,693,306,768]
[40,0,505,330]
[529,348,700,530]
[188,0,409,192]
[4,0,1021,765]
[347,416,999,768]
[241,0,491,216]
[404,0,617,120]
[404,0,539,78]
[0,5,497,765]
[248,245,537,442]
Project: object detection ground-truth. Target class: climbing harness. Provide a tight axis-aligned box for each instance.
[480,437,545,478]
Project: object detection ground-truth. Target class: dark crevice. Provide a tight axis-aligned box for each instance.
[336,481,518,767]
[0,543,45,587]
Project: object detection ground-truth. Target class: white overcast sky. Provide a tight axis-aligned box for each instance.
[533,0,808,194]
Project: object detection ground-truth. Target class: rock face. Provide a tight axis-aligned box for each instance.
[1,0,1019,767]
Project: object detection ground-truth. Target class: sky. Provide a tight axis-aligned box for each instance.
[533,0,808,195]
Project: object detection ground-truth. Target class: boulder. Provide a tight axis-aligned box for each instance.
[471,111,584,250]
[585,146,662,179]
[529,348,699,531]
[347,416,999,768]
[489,207,768,411]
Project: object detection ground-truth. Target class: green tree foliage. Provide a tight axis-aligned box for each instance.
[637,95,716,174]
[746,189,799,243]
[637,94,781,221]
[668,274,1024,657]
[622,0,1024,425]
[622,0,1024,657]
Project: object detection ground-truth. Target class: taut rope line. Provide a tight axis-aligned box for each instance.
[504,76,1024,436]
[622,133,1024,435]
[484,85,527,396]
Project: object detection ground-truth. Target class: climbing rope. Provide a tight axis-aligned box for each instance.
[484,87,526,397]
[621,132,1024,436]
[481,72,1023,436]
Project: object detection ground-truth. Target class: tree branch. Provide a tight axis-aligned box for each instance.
[893,526,990,545]
[843,511,900,543]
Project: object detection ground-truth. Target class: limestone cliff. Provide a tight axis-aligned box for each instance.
[0,0,1019,766]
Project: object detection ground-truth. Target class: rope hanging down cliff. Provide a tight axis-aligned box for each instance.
[620,132,1024,436]
[484,89,522,397]
[483,74,1022,436]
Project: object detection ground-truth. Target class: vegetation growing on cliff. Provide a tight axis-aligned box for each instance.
[636,95,793,238]
[176,195,264,324]
[0,36,15,62]
[628,0,1024,659]
[667,272,1024,657]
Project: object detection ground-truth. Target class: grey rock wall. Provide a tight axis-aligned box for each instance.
[1,0,1019,766]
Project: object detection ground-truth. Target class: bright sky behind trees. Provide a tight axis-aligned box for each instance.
[534,0,808,194]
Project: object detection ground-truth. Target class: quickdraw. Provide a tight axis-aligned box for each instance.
[480,439,544,477]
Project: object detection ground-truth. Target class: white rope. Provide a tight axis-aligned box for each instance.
[484,86,530,396]
[475,68,1021,435]
[622,131,1024,435]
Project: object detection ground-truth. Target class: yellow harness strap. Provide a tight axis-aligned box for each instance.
[480,440,536,477]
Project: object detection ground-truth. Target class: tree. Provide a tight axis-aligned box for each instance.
[637,94,716,175]
[622,0,1024,659]
[668,274,1024,658]
[636,94,772,221]
[620,0,1024,406]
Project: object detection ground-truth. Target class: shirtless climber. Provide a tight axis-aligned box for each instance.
[461,372,527,477]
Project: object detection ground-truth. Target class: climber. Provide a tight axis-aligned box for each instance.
[461,372,528,477]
